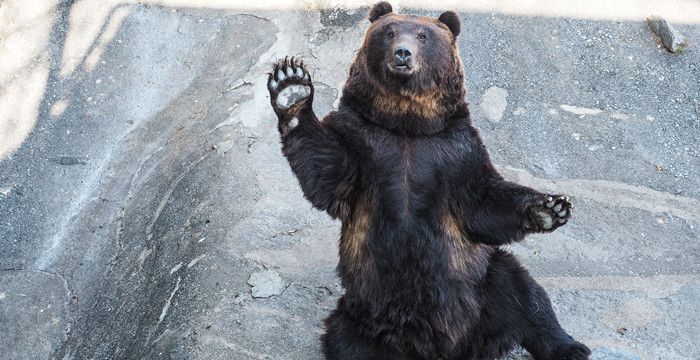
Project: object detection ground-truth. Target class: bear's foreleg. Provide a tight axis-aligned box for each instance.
[466,180,572,245]
[267,57,358,218]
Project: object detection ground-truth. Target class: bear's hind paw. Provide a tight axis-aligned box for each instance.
[268,57,313,116]
[561,342,591,360]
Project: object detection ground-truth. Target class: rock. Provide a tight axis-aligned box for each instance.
[590,346,642,360]
[559,104,602,116]
[481,86,509,123]
[0,185,12,197]
[647,16,688,53]
[247,269,285,298]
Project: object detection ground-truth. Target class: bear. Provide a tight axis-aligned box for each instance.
[266,2,591,359]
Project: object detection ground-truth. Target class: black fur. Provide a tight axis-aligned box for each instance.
[369,1,393,22]
[438,11,461,36]
[266,5,589,360]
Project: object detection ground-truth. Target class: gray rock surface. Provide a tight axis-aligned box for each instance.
[0,270,71,360]
[590,346,642,360]
[0,1,698,359]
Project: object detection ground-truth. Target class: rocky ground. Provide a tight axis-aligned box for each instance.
[0,1,698,359]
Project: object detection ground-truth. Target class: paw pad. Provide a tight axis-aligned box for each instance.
[526,195,572,232]
[268,57,312,113]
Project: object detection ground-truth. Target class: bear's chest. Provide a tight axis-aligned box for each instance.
[361,128,473,218]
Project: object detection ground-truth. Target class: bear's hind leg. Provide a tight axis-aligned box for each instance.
[322,309,410,360]
[476,249,590,360]
[519,283,591,360]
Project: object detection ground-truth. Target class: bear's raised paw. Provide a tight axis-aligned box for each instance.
[525,195,572,232]
[268,57,313,117]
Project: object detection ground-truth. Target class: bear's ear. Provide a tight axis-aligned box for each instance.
[438,11,461,36]
[369,2,393,22]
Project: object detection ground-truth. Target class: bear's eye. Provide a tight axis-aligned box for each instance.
[387,31,395,39]
[418,32,427,40]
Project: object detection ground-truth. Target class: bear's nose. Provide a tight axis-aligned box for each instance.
[394,47,412,63]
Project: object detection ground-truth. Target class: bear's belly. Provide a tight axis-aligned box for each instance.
[338,218,491,348]
[341,138,491,295]
[338,225,487,355]
[341,218,491,288]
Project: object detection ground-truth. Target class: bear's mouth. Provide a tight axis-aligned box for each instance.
[388,61,414,75]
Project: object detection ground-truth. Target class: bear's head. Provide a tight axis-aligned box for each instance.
[365,2,460,90]
[341,2,468,135]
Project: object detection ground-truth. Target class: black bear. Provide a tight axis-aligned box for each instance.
[266,2,590,359]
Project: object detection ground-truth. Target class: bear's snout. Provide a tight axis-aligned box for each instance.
[388,38,419,75]
[394,47,412,63]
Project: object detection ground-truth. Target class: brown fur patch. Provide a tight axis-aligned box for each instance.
[340,193,373,272]
[374,91,443,119]
[442,213,490,274]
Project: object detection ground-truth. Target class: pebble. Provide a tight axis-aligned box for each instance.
[560,104,602,116]
[647,16,688,53]
[0,185,12,197]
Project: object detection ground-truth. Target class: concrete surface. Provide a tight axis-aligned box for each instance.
[0,1,698,359]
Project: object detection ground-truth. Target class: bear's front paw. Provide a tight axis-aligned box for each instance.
[525,195,571,232]
[268,57,313,118]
